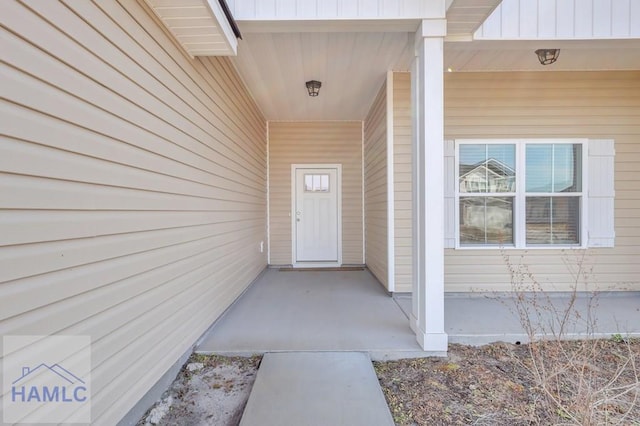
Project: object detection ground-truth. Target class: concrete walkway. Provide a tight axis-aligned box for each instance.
[197,268,640,357]
[239,352,394,426]
[199,268,639,426]
[198,268,430,360]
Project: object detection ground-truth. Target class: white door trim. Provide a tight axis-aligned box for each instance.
[291,164,343,268]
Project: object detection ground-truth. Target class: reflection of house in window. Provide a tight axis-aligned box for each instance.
[459,158,515,193]
[459,197,513,245]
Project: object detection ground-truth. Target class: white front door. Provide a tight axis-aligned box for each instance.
[293,166,341,264]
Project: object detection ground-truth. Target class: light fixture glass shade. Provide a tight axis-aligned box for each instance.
[535,49,560,65]
[305,80,322,97]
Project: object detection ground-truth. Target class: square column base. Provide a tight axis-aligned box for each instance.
[415,331,448,352]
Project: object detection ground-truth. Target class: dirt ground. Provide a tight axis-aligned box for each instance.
[138,355,261,426]
[140,339,639,426]
[375,339,640,426]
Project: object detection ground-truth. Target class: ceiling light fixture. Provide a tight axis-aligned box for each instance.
[535,49,560,65]
[305,80,322,97]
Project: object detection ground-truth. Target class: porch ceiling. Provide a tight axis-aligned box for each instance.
[145,1,639,121]
[144,0,502,120]
[231,31,413,121]
[231,1,503,121]
[233,34,640,121]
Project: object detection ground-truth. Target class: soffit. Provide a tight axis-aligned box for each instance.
[446,0,503,40]
[144,0,238,56]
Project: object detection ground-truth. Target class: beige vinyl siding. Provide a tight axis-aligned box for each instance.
[444,71,640,292]
[268,121,363,265]
[364,82,388,286]
[0,1,266,425]
[393,72,413,292]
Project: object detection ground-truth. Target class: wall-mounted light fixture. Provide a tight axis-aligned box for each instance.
[535,49,560,65]
[305,80,322,97]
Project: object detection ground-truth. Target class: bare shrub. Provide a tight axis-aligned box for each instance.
[503,250,639,425]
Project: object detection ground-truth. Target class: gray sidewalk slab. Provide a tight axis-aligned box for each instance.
[239,352,394,426]
[395,291,640,345]
[198,268,640,358]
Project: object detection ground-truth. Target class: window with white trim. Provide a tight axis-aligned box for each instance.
[455,139,587,248]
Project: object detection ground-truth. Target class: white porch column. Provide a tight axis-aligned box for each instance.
[411,19,448,352]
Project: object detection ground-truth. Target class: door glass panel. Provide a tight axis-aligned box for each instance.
[304,174,330,192]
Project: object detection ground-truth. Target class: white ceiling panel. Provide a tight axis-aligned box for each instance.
[232,32,412,120]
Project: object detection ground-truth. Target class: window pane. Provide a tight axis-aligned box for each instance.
[460,197,514,245]
[526,144,582,193]
[459,144,516,193]
[526,144,553,192]
[553,144,582,192]
[526,197,580,244]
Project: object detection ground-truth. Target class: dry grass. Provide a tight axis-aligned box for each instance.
[375,339,640,425]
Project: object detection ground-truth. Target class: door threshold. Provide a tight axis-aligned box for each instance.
[280,266,365,272]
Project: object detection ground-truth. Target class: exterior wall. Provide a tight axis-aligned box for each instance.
[268,121,364,265]
[392,72,413,292]
[364,83,388,286]
[444,71,640,292]
[476,0,640,40]
[0,1,266,425]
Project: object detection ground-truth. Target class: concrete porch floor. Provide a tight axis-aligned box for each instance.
[196,268,640,359]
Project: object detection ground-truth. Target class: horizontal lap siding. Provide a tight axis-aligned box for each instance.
[364,83,388,287]
[269,121,363,265]
[0,1,266,424]
[393,72,413,292]
[445,71,640,292]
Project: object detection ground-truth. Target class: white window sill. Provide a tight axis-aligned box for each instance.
[454,245,587,250]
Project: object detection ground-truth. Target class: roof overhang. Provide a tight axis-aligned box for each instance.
[445,0,503,41]
[144,0,240,57]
